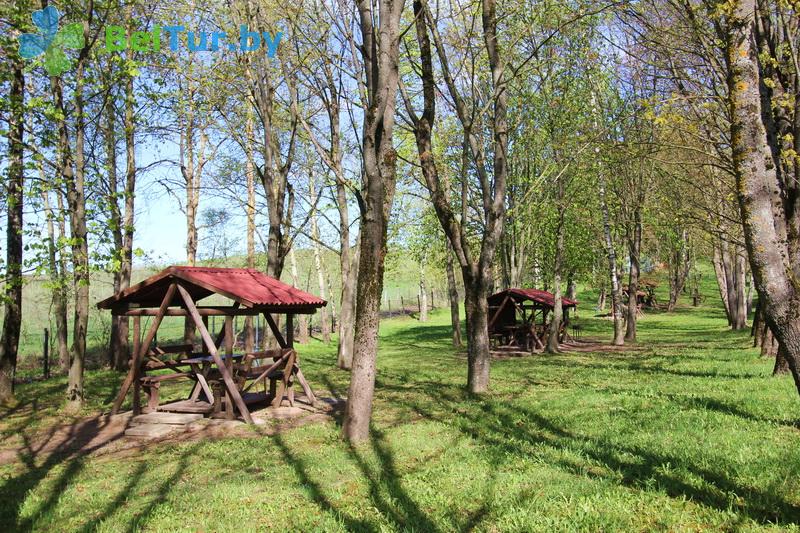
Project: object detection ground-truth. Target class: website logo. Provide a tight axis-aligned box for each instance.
[105,25,282,56]
[18,6,84,76]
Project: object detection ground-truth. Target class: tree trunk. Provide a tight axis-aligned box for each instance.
[115,66,136,371]
[244,111,256,352]
[419,261,428,322]
[180,110,206,347]
[597,286,607,312]
[761,325,778,358]
[104,83,123,370]
[342,0,404,443]
[405,0,509,394]
[41,183,69,376]
[310,176,331,343]
[712,243,732,324]
[566,272,577,301]
[727,0,800,396]
[598,170,624,345]
[752,298,763,346]
[337,244,358,369]
[0,57,25,402]
[289,248,310,344]
[667,228,689,312]
[732,251,748,330]
[446,248,462,347]
[547,191,565,353]
[625,208,642,342]
[53,59,90,407]
[774,343,790,375]
[464,271,491,392]
[55,188,70,372]
[105,68,135,372]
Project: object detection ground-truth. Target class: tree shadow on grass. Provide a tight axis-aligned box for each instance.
[664,393,800,429]
[394,385,800,526]
[120,442,201,532]
[0,411,126,531]
[268,422,445,532]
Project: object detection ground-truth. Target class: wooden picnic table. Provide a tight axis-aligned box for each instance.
[139,349,316,418]
[179,353,247,414]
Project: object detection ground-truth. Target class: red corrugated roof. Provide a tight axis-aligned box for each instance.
[97,266,326,310]
[488,288,578,308]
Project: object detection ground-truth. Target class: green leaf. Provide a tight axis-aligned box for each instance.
[54,23,84,49]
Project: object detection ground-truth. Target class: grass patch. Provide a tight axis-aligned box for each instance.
[1,280,799,531]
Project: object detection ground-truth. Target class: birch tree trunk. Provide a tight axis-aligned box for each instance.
[598,170,625,345]
[309,176,331,343]
[289,248,310,344]
[547,180,566,353]
[667,229,689,312]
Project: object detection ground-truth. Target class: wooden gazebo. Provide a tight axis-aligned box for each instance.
[488,288,578,352]
[98,266,327,424]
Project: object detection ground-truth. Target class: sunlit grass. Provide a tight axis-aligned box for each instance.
[1,273,799,531]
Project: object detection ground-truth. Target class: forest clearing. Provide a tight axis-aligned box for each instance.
[2,0,800,530]
[1,275,799,531]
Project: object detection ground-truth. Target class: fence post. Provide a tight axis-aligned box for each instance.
[431,289,435,308]
[418,294,422,315]
[401,296,405,311]
[43,328,50,379]
[388,297,392,315]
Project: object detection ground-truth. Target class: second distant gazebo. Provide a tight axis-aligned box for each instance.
[487,288,578,352]
[97,266,327,423]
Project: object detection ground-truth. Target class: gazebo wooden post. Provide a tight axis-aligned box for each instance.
[264,312,317,405]
[286,314,294,348]
[132,317,141,365]
[264,313,287,347]
[111,283,177,415]
[132,316,141,414]
[224,316,234,420]
[177,284,253,424]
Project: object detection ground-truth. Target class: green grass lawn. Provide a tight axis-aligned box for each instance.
[1,287,800,531]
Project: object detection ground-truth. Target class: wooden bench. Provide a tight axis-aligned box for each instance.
[140,372,192,411]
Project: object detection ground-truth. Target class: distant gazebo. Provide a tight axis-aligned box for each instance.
[97,266,327,423]
[487,288,578,352]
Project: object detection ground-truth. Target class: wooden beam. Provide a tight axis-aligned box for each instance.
[286,314,294,348]
[214,303,240,349]
[264,313,288,348]
[112,283,177,414]
[488,295,511,331]
[132,316,141,363]
[224,316,234,355]
[241,351,290,393]
[177,284,253,424]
